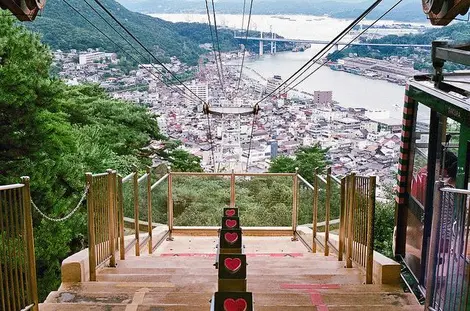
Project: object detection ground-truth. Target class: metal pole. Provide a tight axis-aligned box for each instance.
[107,169,116,267]
[338,177,346,261]
[312,168,319,253]
[21,177,38,311]
[292,168,299,241]
[167,167,174,241]
[147,167,153,254]
[117,175,125,260]
[230,169,236,208]
[85,173,97,281]
[133,165,140,256]
[325,167,331,256]
[346,173,356,268]
[425,181,444,309]
[366,176,376,284]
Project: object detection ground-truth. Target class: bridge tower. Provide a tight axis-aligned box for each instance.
[270,26,277,54]
[259,31,264,56]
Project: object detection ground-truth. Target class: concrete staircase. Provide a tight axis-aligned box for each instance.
[40,236,423,311]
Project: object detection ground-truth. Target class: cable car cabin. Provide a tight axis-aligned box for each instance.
[395,41,470,310]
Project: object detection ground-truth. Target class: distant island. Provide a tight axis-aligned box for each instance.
[116,0,428,23]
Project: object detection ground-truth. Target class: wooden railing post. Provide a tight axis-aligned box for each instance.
[133,165,140,256]
[338,177,346,261]
[292,168,299,241]
[21,177,38,311]
[230,169,236,208]
[107,169,116,267]
[325,167,331,256]
[312,168,319,253]
[366,176,376,284]
[117,174,125,260]
[346,173,356,268]
[86,172,97,280]
[167,166,174,241]
[147,167,153,254]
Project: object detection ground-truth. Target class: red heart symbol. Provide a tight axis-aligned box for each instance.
[225,209,236,217]
[226,219,237,228]
[224,298,247,311]
[224,258,242,273]
[224,232,238,244]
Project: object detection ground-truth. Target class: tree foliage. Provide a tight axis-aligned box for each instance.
[269,144,329,184]
[0,15,201,300]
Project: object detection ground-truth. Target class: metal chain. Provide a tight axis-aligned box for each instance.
[31,186,89,222]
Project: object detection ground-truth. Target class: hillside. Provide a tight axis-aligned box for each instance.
[116,0,427,22]
[330,21,470,70]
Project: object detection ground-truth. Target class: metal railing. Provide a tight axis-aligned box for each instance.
[0,178,38,311]
[86,170,118,281]
[425,184,470,311]
[343,173,376,284]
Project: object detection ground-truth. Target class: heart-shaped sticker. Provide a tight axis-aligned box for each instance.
[226,219,237,228]
[224,258,242,273]
[224,298,247,311]
[224,232,238,244]
[225,209,236,217]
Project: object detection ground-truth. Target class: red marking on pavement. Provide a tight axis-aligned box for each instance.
[310,292,325,305]
[159,253,304,257]
[280,284,340,290]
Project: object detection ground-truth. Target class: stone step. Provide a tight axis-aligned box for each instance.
[96,273,366,284]
[43,291,417,307]
[39,303,424,311]
[98,266,359,276]
[57,282,405,295]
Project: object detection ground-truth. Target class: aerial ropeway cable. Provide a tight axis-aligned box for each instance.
[285,0,405,92]
[204,0,226,97]
[234,0,255,99]
[253,0,382,105]
[70,0,200,103]
[92,0,210,105]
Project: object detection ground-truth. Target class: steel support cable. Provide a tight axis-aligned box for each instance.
[93,0,209,105]
[67,0,197,103]
[81,0,197,101]
[245,109,258,172]
[241,0,247,30]
[210,0,226,97]
[254,0,382,105]
[204,0,226,97]
[204,106,217,172]
[234,0,254,98]
[286,0,404,91]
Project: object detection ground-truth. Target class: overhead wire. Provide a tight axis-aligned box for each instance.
[75,0,198,102]
[203,105,217,172]
[204,0,226,96]
[286,0,405,91]
[210,0,227,97]
[92,0,209,104]
[245,104,259,172]
[254,0,382,105]
[234,0,255,98]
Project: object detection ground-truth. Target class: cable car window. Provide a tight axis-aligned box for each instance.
[410,105,431,207]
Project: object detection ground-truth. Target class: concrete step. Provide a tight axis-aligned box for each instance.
[98,266,359,276]
[96,273,366,284]
[57,282,406,295]
[39,303,423,311]
[45,290,417,306]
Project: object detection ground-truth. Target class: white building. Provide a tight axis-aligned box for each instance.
[266,75,284,95]
[79,52,115,65]
[185,81,209,104]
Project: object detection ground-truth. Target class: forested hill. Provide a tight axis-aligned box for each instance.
[26,0,263,65]
[330,21,470,70]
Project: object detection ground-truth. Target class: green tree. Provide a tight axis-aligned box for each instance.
[269,144,329,184]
